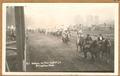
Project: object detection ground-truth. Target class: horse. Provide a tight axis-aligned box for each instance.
[56,30,62,37]
[9,30,16,41]
[76,34,111,61]
[62,31,70,44]
[88,38,111,61]
[99,39,111,62]
[89,40,100,60]
[82,40,93,59]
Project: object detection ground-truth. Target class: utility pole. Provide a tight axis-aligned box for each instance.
[14,7,25,72]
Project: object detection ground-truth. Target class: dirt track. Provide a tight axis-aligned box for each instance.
[26,32,114,72]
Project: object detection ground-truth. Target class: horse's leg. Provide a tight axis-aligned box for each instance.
[76,44,78,52]
[80,46,83,53]
[99,47,103,59]
[84,49,87,59]
[107,47,111,58]
[91,53,95,61]
[101,50,107,61]
[106,47,111,63]
[97,49,101,60]
[90,51,93,60]
[62,37,64,42]
[89,49,94,60]
[78,45,81,53]
[84,52,86,58]
[94,52,98,60]
[100,51,103,60]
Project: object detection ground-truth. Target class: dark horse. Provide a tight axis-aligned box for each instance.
[82,40,95,59]
[62,34,69,43]
[9,30,16,41]
[99,39,111,62]
[80,38,111,61]
[88,40,100,60]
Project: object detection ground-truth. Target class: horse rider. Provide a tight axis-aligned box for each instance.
[62,30,69,41]
[85,34,92,44]
[98,34,104,41]
[62,30,66,37]
[97,34,104,45]
[64,30,68,36]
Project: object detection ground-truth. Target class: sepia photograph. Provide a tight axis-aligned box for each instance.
[2,3,119,75]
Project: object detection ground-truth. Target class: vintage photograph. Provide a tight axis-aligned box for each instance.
[3,3,118,75]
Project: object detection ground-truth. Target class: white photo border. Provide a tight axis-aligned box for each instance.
[2,3,119,75]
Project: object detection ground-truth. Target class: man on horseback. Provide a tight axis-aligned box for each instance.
[85,34,92,44]
[97,34,104,47]
[62,29,70,43]
[98,34,104,41]
[82,34,92,58]
[97,34,108,60]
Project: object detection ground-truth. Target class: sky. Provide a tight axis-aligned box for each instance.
[24,3,118,29]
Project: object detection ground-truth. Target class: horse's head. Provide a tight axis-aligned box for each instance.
[93,40,97,44]
[104,39,111,47]
[91,40,98,47]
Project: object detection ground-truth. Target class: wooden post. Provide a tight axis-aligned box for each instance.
[14,7,25,72]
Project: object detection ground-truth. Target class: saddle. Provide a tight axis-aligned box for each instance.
[84,43,91,48]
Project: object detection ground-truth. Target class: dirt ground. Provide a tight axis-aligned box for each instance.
[26,32,114,72]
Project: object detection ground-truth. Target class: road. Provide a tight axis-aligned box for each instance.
[26,32,114,72]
